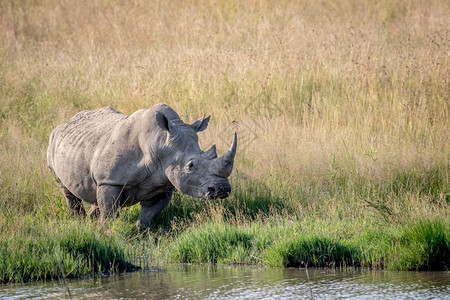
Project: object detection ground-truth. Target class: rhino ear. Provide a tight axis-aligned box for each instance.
[156,112,177,133]
[190,115,210,132]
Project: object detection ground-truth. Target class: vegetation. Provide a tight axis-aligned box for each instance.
[168,218,450,270]
[0,0,449,282]
[0,217,132,283]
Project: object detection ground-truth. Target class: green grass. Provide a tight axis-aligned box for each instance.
[391,220,450,270]
[0,218,132,283]
[168,219,450,270]
[170,224,255,264]
[1,158,448,282]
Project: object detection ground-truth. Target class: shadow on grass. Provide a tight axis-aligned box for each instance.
[117,164,448,237]
[264,237,359,268]
[147,181,295,233]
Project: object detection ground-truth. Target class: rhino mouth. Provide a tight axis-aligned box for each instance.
[203,185,231,199]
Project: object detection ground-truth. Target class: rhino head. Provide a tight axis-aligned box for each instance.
[156,112,237,199]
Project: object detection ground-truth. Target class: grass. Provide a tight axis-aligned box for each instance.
[0,217,132,283]
[0,0,449,282]
[169,219,450,270]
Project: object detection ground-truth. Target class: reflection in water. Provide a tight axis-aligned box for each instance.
[1,266,449,299]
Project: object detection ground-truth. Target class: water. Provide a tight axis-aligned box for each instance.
[1,266,449,299]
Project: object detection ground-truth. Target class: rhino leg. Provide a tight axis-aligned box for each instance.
[137,190,173,230]
[62,186,86,217]
[89,205,100,219]
[97,185,123,221]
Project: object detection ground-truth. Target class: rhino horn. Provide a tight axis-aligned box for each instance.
[203,144,218,159]
[212,132,237,178]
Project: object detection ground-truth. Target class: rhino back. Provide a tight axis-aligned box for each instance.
[48,107,128,203]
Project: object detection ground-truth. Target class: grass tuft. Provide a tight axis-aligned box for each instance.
[0,219,131,283]
[392,220,450,271]
[264,237,358,268]
[170,224,255,264]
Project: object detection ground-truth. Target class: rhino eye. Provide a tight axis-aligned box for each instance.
[186,161,195,170]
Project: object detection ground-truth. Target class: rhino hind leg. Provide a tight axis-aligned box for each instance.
[137,190,173,230]
[89,205,100,219]
[61,186,86,217]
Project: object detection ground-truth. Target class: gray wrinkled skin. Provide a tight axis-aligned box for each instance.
[47,103,237,229]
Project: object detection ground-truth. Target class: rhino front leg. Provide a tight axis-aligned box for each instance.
[97,185,124,221]
[137,190,173,230]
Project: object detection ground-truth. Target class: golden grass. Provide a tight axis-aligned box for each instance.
[1,0,449,220]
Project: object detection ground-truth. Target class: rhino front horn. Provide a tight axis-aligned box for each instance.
[212,132,237,178]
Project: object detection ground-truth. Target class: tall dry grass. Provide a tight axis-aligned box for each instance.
[2,0,448,215]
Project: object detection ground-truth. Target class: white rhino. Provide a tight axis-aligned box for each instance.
[47,103,236,229]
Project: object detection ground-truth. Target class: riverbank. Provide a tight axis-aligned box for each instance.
[1,0,449,283]
[1,215,449,283]
[1,172,449,283]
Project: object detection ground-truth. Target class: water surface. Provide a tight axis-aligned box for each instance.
[1,266,449,299]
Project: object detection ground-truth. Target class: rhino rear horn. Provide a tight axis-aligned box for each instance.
[204,144,218,159]
[212,132,237,178]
